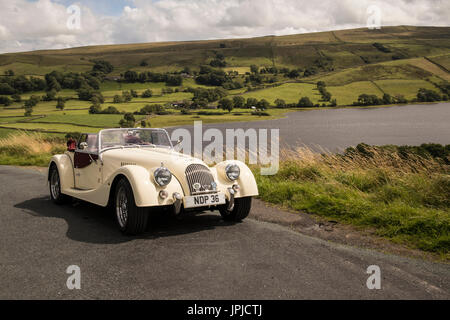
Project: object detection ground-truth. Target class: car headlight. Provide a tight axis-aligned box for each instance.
[225,163,240,181]
[154,167,172,186]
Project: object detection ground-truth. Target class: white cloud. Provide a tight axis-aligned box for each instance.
[0,0,449,53]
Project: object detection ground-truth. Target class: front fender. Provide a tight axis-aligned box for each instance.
[213,160,258,198]
[107,165,184,207]
[49,153,75,191]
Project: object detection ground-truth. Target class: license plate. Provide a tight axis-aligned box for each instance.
[184,193,226,208]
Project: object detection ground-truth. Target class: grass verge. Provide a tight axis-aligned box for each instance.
[254,143,450,258]
[0,131,65,167]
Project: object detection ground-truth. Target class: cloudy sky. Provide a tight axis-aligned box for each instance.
[0,0,448,53]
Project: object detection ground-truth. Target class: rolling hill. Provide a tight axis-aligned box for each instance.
[0,25,449,135]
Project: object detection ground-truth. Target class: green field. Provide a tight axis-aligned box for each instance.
[0,26,449,133]
[240,83,319,104]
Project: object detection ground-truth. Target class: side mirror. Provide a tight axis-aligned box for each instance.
[79,142,88,150]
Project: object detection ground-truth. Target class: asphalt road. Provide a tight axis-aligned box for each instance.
[0,166,449,299]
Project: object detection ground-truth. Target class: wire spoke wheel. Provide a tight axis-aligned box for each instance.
[116,186,128,228]
[50,169,60,200]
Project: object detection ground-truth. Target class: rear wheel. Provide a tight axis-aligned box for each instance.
[115,178,149,235]
[219,197,252,222]
[49,165,71,204]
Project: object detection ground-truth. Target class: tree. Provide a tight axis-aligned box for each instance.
[130,89,138,98]
[11,93,21,102]
[24,106,33,116]
[141,89,153,98]
[89,104,101,114]
[56,98,65,110]
[47,76,61,91]
[256,99,270,110]
[124,70,138,82]
[330,99,337,107]
[166,75,183,86]
[77,87,96,101]
[210,59,227,68]
[91,95,102,106]
[113,95,123,103]
[417,88,441,102]
[122,91,132,102]
[316,81,326,89]
[394,95,407,104]
[92,60,114,74]
[138,72,148,83]
[288,69,300,78]
[274,99,286,108]
[0,83,15,95]
[250,65,259,74]
[24,95,40,108]
[4,69,14,76]
[298,96,314,107]
[353,94,382,106]
[138,104,164,115]
[0,96,12,106]
[101,106,120,114]
[218,98,233,112]
[119,113,135,128]
[42,89,57,101]
[382,93,392,105]
[232,96,245,108]
[322,91,332,102]
[246,97,258,108]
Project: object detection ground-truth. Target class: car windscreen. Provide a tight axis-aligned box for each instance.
[100,129,172,150]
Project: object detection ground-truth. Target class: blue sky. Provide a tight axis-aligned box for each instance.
[1,0,449,53]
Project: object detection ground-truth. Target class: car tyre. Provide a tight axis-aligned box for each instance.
[115,178,148,235]
[219,197,252,222]
[49,165,71,205]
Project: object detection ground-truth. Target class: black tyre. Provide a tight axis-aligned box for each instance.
[114,178,149,235]
[49,165,71,205]
[219,197,252,222]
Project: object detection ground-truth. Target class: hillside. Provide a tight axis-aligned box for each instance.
[0,26,449,136]
[1,26,450,76]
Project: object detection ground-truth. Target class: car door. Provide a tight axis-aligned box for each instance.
[74,134,101,190]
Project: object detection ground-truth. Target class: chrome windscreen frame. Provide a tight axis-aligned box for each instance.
[97,128,173,161]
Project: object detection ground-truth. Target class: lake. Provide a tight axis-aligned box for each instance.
[167,102,450,152]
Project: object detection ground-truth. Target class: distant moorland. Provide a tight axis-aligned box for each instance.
[0,25,449,136]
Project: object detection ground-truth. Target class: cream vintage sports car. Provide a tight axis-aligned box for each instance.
[48,128,258,235]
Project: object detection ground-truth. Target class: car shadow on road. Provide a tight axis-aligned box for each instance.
[14,196,238,245]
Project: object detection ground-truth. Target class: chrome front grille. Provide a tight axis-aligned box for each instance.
[185,164,216,194]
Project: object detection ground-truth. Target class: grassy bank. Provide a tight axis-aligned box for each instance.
[0,131,65,166]
[255,144,450,257]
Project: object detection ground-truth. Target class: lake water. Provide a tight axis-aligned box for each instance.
[167,102,450,152]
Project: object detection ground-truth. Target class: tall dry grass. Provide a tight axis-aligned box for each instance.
[0,131,65,166]
[280,145,449,175]
[255,144,450,256]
